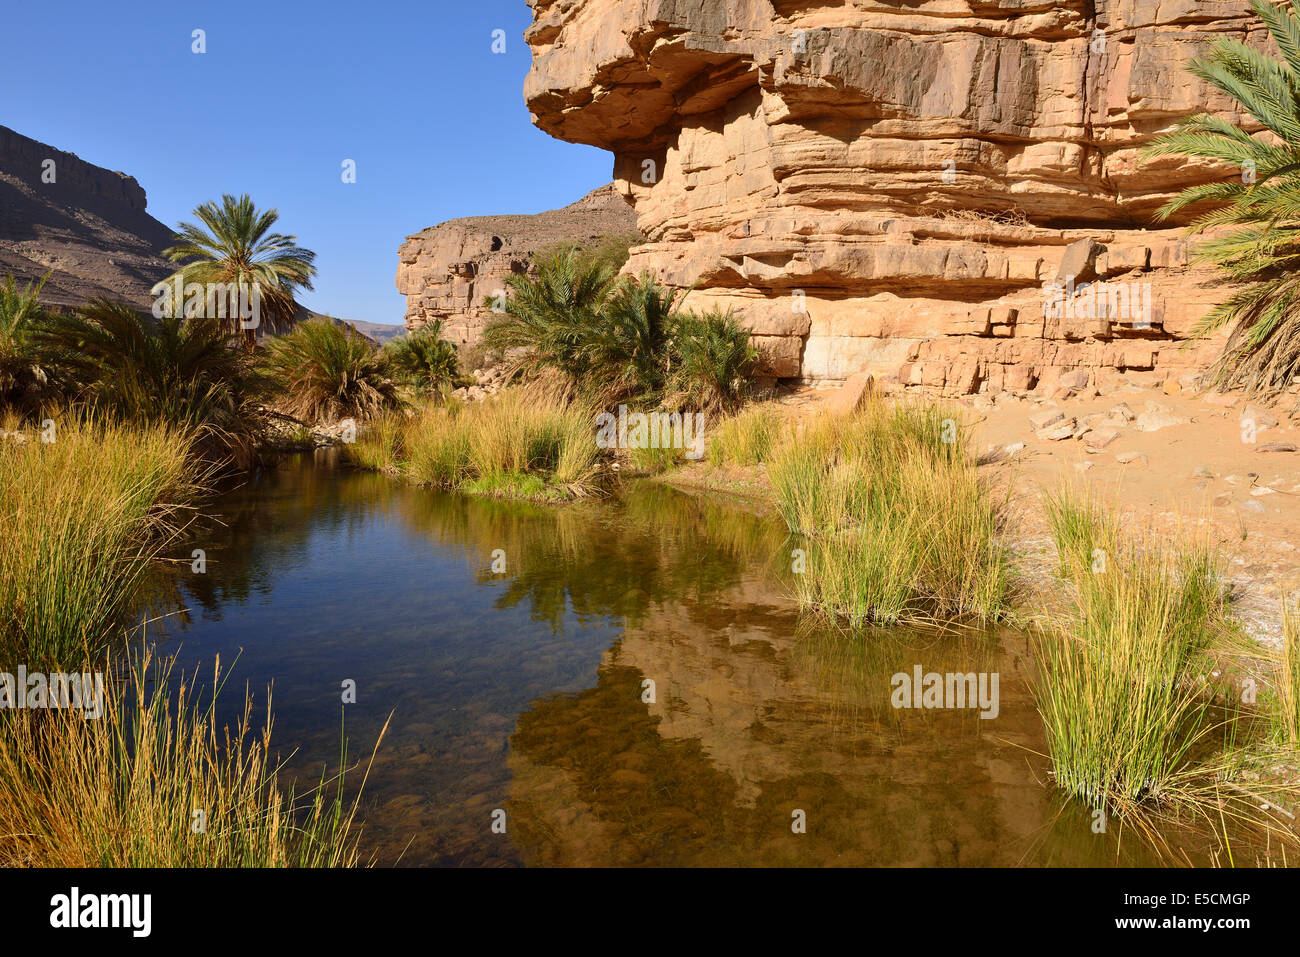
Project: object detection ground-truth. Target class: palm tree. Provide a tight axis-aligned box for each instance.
[0,273,56,412]
[481,247,618,392]
[161,194,317,347]
[384,321,465,396]
[1148,0,1300,394]
[36,299,265,468]
[258,317,398,423]
[583,273,684,405]
[668,308,759,414]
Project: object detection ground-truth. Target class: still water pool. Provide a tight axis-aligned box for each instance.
[148,451,1201,866]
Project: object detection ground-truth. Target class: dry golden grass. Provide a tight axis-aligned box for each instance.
[0,648,384,867]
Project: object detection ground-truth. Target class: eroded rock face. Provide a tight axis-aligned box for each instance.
[0,125,175,310]
[523,0,1259,391]
[396,183,638,344]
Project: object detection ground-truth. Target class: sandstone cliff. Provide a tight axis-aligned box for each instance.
[522,0,1261,393]
[0,125,174,309]
[396,183,639,344]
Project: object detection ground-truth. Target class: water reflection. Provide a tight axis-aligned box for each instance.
[143,454,1212,866]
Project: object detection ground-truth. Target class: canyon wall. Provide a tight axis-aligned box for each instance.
[0,125,175,309]
[396,183,638,345]
[522,0,1261,393]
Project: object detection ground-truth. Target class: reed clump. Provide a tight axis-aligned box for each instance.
[1035,490,1237,811]
[0,417,201,668]
[768,397,1010,625]
[706,402,786,468]
[347,390,604,501]
[1273,601,1300,748]
[0,649,380,867]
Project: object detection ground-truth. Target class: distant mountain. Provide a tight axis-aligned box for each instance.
[0,125,173,309]
[0,127,379,339]
[341,319,406,344]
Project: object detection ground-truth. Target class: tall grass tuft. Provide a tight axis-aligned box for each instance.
[1035,490,1231,811]
[0,648,381,867]
[348,391,604,500]
[707,403,786,467]
[769,397,1009,624]
[347,410,408,473]
[1277,601,1300,748]
[0,417,200,669]
[259,318,398,424]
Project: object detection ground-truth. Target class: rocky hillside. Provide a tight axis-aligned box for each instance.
[396,183,638,344]
[521,0,1260,393]
[0,125,174,309]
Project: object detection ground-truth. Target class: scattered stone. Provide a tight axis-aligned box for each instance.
[824,372,875,415]
[1192,465,1214,478]
[1241,500,1266,514]
[1083,427,1121,450]
[1003,441,1025,457]
[1116,452,1148,467]
[1163,378,1182,395]
[1214,493,1232,507]
[1108,403,1136,423]
[1055,238,1105,285]
[1037,419,1077,441]
[1255,441,1298,453]
[1135,410,1187,432]
[1242,404,1280,431]
[1251,486,1277,497]
[1028,409,1065,431]
[1074,461,1094,473]
[1060,369,1090,391]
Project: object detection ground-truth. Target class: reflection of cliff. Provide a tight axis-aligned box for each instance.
[509,587,1156,866]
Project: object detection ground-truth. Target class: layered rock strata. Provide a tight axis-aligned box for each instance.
[0,125,174,309]
[521,0,1261,392]
[396,183,638,344]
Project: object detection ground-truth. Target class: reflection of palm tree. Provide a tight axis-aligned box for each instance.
[399,480,788,634]
[143,462,789,642]
[139,456,393,629]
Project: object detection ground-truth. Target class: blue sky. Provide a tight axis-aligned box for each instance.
[1,0,613,325]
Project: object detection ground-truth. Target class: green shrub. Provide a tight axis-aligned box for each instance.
[384,321,466,396]
[36,300,264,468]
[259,318,398,424]
[0,273,57,412]
[770,397,1008,624]
[667,308,758,414]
